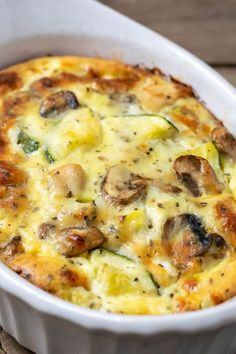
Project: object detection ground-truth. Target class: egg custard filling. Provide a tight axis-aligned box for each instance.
[0,56,236,314]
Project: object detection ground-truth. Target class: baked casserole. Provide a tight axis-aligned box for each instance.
[0,56,235,314]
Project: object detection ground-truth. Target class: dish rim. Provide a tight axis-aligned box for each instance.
[1,261,236,335]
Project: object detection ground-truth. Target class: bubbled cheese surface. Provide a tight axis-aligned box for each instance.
[0,56,235,315]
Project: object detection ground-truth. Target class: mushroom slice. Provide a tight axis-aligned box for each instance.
[38,223,55,239]
[162,214,212,269]
[101,165,147,205]
[56,225,105,257]
[49,163,85,197]
[109,92,138,104]
[152,179,182,194]
[173,155,222,197]
[39,90,79,118]
[0,236,24,260]
[207,233,228,259]
[211,126,236,160]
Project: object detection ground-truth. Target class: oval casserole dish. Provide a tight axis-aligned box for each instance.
[0,1,236,354]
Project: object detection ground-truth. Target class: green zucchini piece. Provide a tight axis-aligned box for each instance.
[44,148,55,164]
[123,113,177,128]
[105,113,178,140]
[91,249,158,296]
[17,130,39,154]
[149,272,160,290]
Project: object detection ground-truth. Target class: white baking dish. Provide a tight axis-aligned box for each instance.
[0,0,236,353]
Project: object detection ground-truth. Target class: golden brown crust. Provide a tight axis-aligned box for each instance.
[0,72,22,95]
[7,253,89,293]
[215,198,236,246]
[0,236,24,260]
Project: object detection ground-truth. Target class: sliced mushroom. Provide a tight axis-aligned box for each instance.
[56,225,105,257]
[152,180,182,194]
[49,163,85,197]
[0,236,24,260]
[207,233,227,259]
[109,92,138,104]
[162,214,212,269]
[173,155,222,197]
[38,223,55,239]
[39,90,79,118]
[101,165,147,205]
[211,126,236,160]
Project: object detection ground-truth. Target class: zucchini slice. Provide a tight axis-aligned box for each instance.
[103,114,177,142]
[91,249,158,296]
[132,114,178,139]
[45,108,102,160]
[17,130,40,154]
[123,114,178,131]
[44,148,55,164]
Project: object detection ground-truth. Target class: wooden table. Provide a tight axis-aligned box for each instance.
[101,0,236,86]
[2,0,236,353]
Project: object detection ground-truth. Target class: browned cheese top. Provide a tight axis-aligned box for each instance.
[0,56,235,314]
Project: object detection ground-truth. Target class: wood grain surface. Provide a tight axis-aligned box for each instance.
[0,329,32,354]
[101,0,236,86]
[1,0,236,353]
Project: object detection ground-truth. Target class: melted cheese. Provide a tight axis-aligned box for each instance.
[0,56,235,314]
